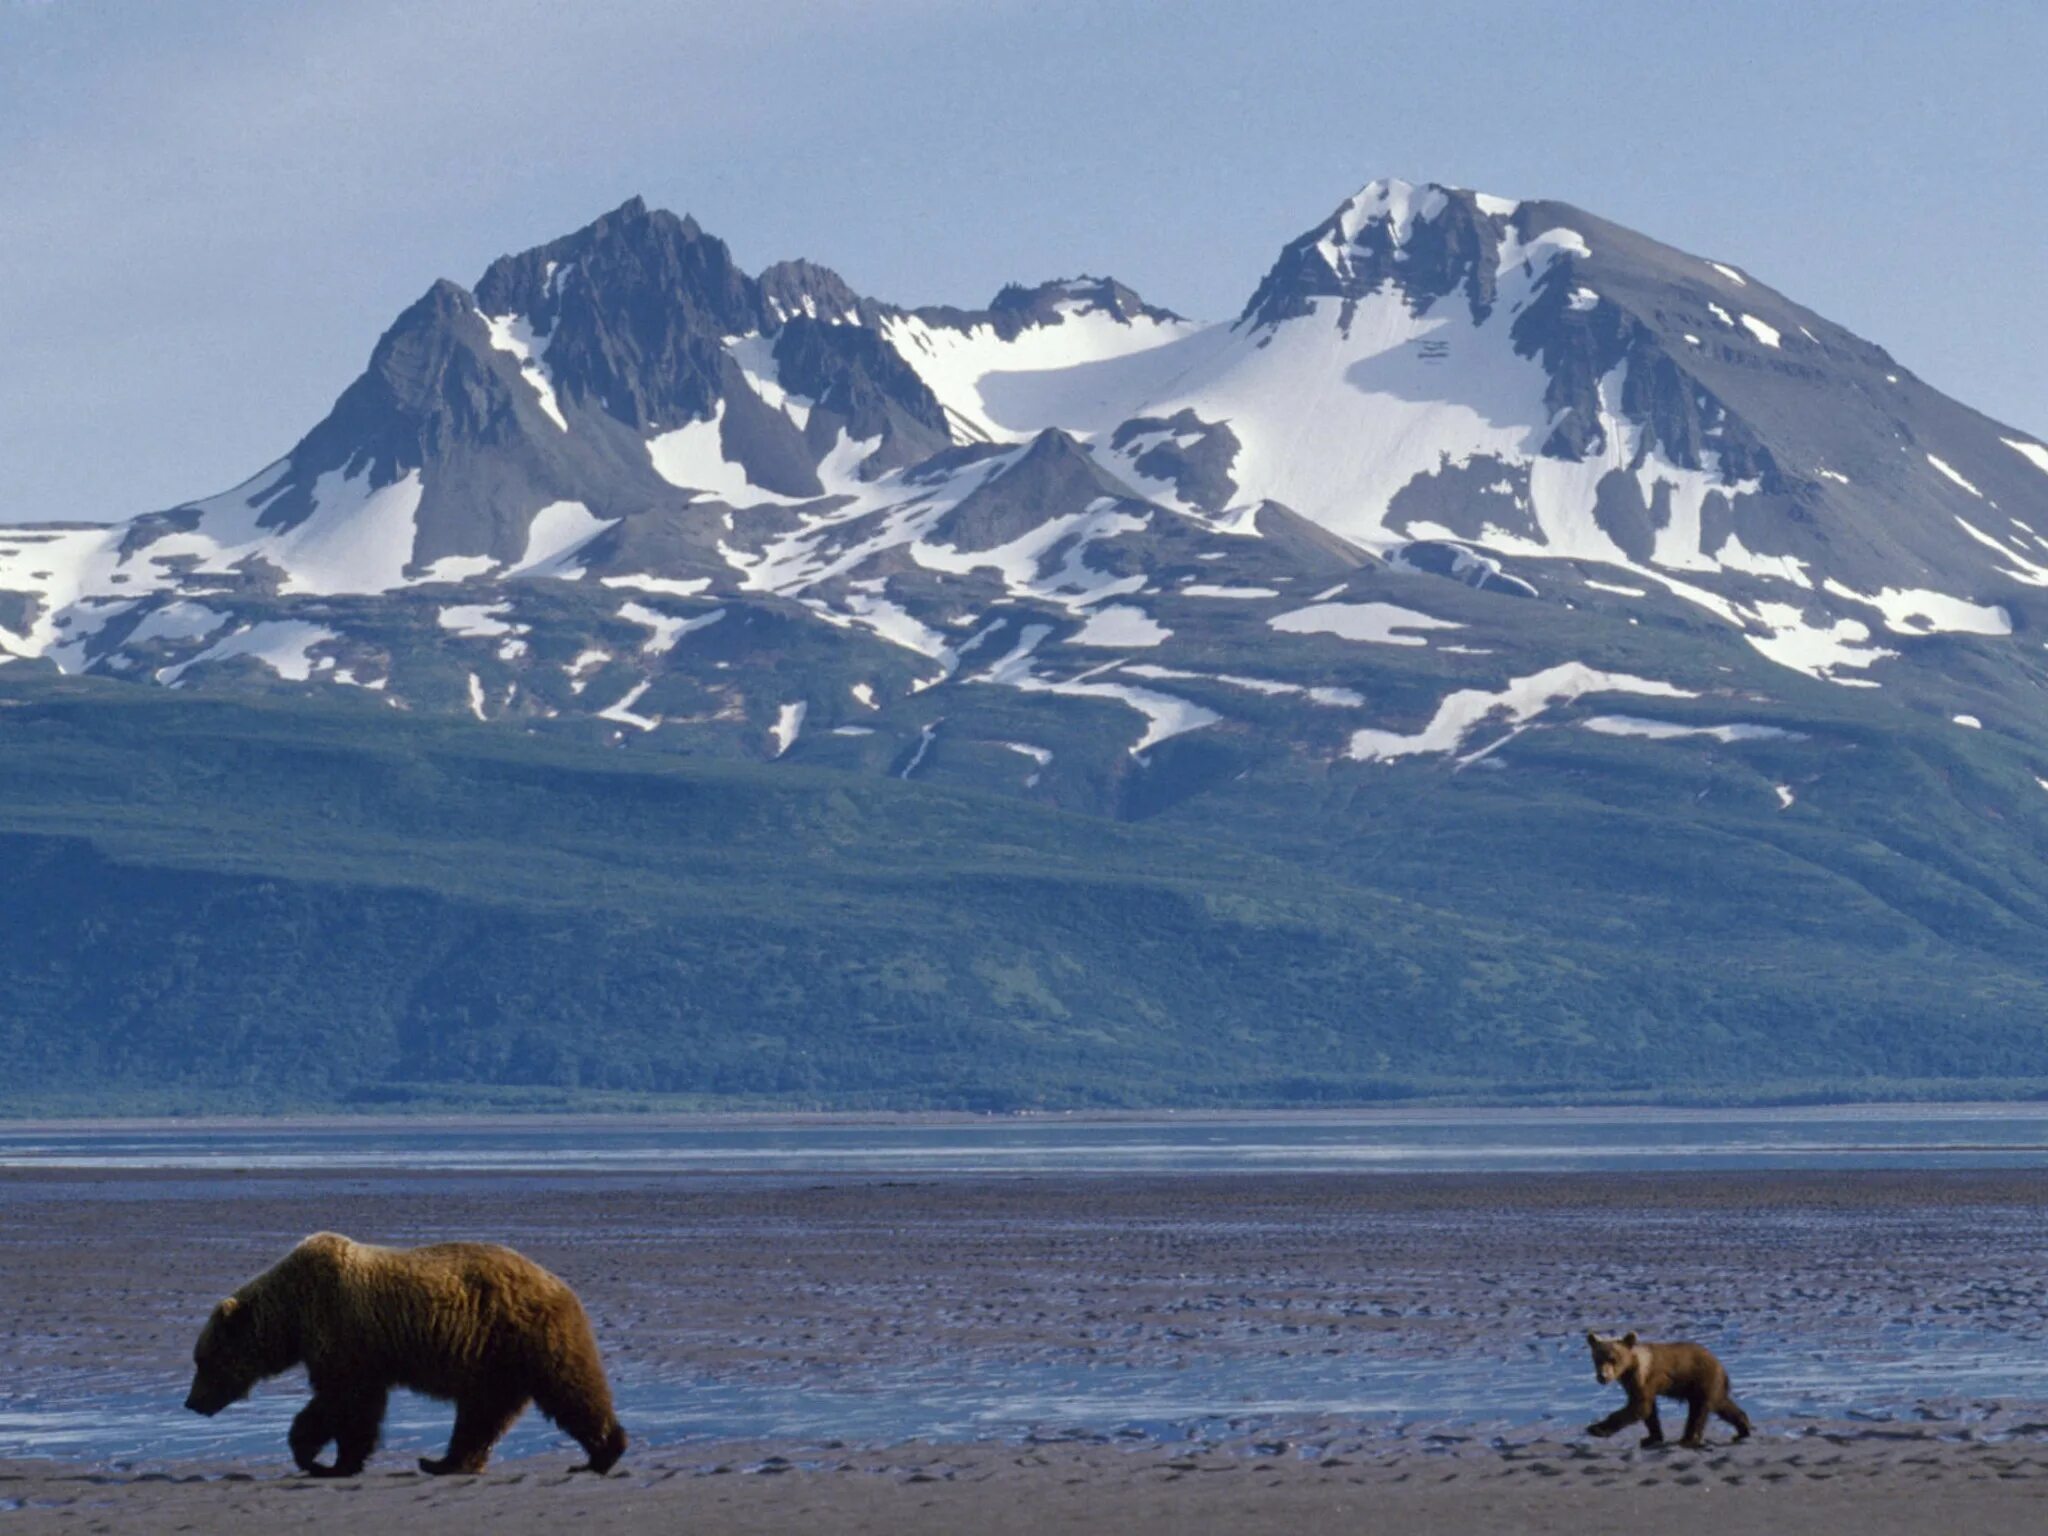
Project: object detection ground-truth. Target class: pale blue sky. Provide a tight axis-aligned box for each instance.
[2,0,2041,519]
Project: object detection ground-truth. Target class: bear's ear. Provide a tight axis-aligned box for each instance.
[1585,1329,1601,1345]
[217,1297,244,1328]
[1621,1331,1638,1347]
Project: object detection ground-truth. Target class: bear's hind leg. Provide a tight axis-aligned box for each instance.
[419,1391,527,1476]
[575,1419,628,1475]
[533,1381,626,1474]
[1716,1398,1753,1440]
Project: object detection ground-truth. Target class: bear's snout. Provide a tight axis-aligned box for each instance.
[184,1384,225,1416]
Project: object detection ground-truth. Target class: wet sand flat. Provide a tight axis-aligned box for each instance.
[5,1433,2047,1535]
[2,1166,2045,1531]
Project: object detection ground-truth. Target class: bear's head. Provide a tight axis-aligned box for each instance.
[1585,1330,1640,1385]
[185,1295,291,1416]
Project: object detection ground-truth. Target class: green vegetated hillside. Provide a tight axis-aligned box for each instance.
[2,672,2047,1113]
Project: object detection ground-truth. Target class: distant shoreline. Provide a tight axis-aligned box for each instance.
[7,1099,2048,1133]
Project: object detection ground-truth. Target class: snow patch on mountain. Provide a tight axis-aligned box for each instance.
[1269,601,1462,646]
[506,501,616,579]
[1181,583,1279,599]
[770,701,807,757]
[880,303,1202,444]
[597,680,660,732]
[133,465,426,598]
[721,433,977,593]
[1581,715,1796,743]
[159,619,336,685]
[726,333,814,429]
[439,603,521,639]
[823,589,960,681]
[1742,604,1893,683]
[620,602,723,655]
[999,739,1053,786]
[972,621,1216,755]
[1926,454,1984,498]
[565,648,610,693]
[601,574,713,598]
[899,720,939,778]
[1819,581,2011,637]
[1955,517,2048,586]
[649,402,809,504]
[1738,314,1781,349]
[1124,663,1364,708]
[481,310,567,431]
[1072,605,1170,647]
[911,495,1149,612]
[1349,663,1694,763]
[1321,179,1450,266]
[1714,534,1812,586]
[124,600,228,649]
[1035,668,1220,755]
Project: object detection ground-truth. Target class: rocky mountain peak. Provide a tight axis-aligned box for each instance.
[758,258,865,327]
[1239,178,1516,330]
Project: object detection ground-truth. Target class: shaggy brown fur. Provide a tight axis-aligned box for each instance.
[1585,1330,1752,1448]
[186,1232,626,1477]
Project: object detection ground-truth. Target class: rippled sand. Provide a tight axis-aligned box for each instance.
[3,1165,2045,1531]
[6,1430,2047,1535]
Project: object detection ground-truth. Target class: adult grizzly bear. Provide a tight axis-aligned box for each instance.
[185,1232,626,1477]
[1584,1330,1752,1448]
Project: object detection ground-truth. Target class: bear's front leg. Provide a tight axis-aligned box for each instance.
[1642,1404,1666,1446]
[1586,1401,1643,1438]
[318,1385,388,1478]
[289,1397,337,1475]
[1679,1396,1711,1448]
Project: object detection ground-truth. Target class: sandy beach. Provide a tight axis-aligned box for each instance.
[6,1428,2047,1535]
[2,1162,2044,1531]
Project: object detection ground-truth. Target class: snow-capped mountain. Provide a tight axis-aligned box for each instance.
[6,179,2048,804]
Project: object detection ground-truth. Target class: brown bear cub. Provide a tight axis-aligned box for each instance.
[186,1232,627,1477]
[1585,1330,1752,1448]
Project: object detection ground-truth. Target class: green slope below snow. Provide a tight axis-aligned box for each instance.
[1,676,2046,1112]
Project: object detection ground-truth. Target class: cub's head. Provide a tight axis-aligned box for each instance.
[184,1296,276,1416]
[1585,1330,1640,1385]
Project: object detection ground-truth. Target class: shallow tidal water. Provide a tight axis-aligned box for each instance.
[7,1104,2048,1176]
[2,1109,2046,1468]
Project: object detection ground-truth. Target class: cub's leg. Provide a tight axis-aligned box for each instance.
[327,1385,388,1477]
[1642,1403,1667,1446]
[1587,1398,1646,1438]
[420,1391,528,1476]
[1680,1395,1711,1448]
[288,1396,337,1475]
[1716,1397,1753,1440]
